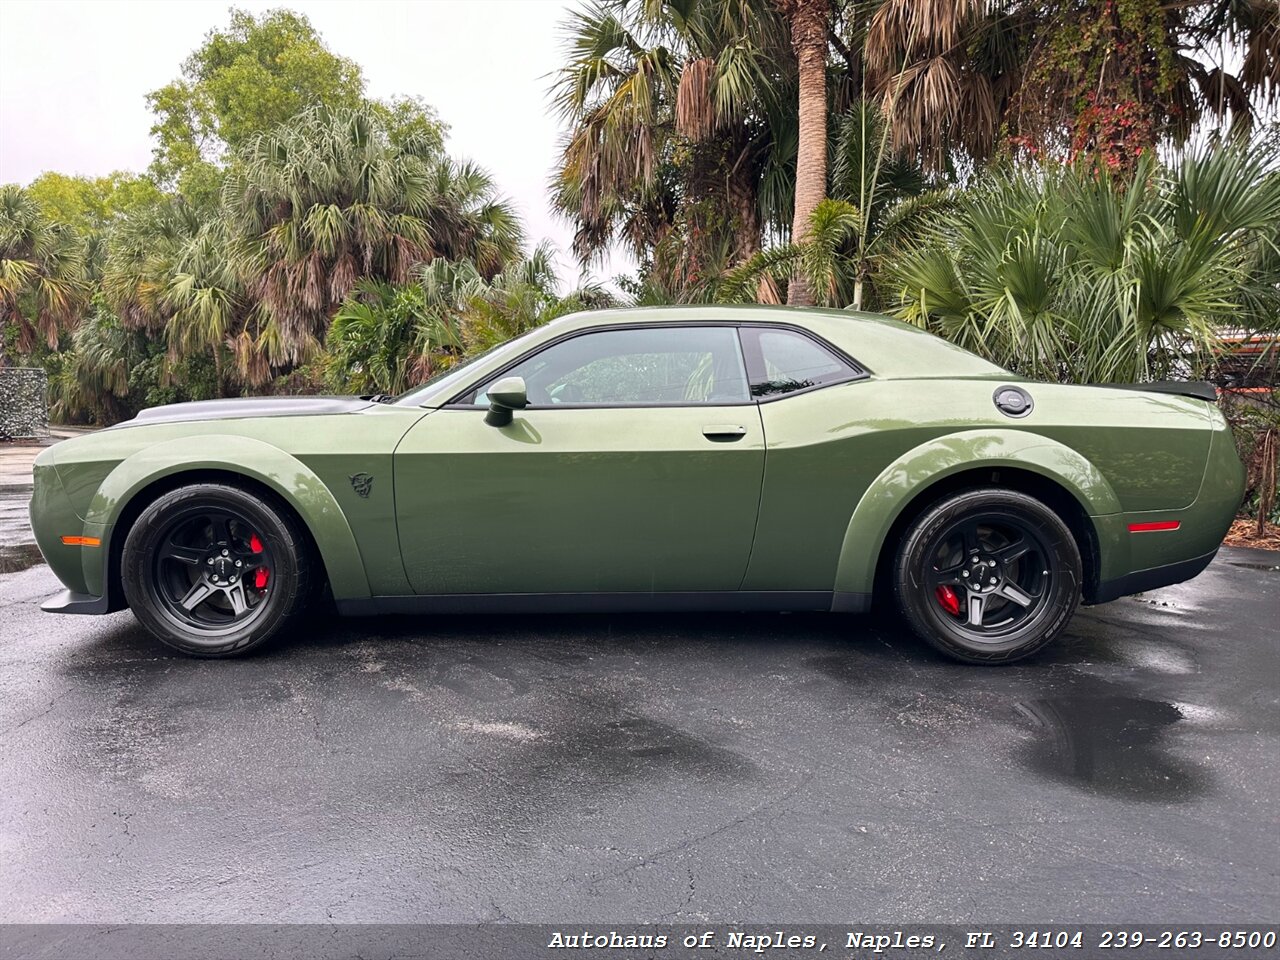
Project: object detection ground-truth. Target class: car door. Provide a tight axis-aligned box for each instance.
[735,324,873,593]
[394,324,765,596]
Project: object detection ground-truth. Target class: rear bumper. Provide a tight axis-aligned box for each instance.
[1089,547,1218,605]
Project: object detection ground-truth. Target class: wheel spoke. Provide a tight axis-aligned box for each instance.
[210,516,232,547]
[163,542,204,566]
[930,561,966,586]
[225,582,249,616]
[180,580,215,612]
[966,592,986,627]
[997,581,1036,608]
[994,536,1032,564]
[961,522,981,557]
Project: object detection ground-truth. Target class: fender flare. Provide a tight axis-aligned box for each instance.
[831,429,1125,600]
[86,434,371,600]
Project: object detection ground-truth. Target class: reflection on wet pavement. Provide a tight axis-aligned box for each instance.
[0,488,41,573]
[1015,697,1211,802]
[0,542,43,574]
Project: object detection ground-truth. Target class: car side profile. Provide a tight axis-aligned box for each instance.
[29,305,1245,663]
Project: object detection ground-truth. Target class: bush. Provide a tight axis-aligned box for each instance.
[1221,390,1280,526]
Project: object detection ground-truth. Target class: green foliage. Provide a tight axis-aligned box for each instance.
[0,184,87,359]
[145,7,445,196]
[4,6,484,423]
[719,198,861,306]
[369,95,446,154]
[147,8,364,183]
[1222,391,1280,524]
[717,101,945,308]
[325,280,424,396]
[886,145,1280,384]
[15,0,1280,431]
[551,0,794,293]
[73,105,521,396]
[325,244,616,396]
[209,104,520,382]
[27,172,163,230]
[44,295,219,424]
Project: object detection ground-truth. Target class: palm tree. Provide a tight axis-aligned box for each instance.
[776,0,831,304]
[222,106,523,366]
[719,198,860,305]
[551,0,792,295]
[886,143,1280,384]
[103,197,205,332]
[162,218,258,384]
[48,297,140,424]
[717,101,948,308]
[446,243,616,356]
[0,185,86,361]
[111,105,524,388]
[856,0,1280,173]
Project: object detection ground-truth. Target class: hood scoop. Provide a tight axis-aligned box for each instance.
[124,396,375,427]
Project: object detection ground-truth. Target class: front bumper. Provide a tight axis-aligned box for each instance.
[30,457,116,614]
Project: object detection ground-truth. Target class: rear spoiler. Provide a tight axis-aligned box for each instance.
[1102,381,1218,402]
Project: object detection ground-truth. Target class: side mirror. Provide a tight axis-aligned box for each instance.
[484,376,528,427]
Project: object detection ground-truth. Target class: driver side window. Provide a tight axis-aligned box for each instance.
[473,326,750,407]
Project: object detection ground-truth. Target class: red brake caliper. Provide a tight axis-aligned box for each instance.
[249,533,269,590]
[935,585,961,616]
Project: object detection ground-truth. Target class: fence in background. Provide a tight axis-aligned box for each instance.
[0,367,49,440]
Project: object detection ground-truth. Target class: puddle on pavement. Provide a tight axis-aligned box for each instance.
[1015,696,1211,802]
[0,542,44,574]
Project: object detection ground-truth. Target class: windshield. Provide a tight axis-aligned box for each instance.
[393,327,546,406]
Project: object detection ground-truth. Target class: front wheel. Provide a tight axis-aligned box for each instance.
[893,488,1081,664]
[121,482,314,657]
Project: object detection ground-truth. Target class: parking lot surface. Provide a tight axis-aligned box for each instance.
[0,536,1277,923]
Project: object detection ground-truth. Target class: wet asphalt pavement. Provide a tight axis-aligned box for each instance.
[1,505,1278,923]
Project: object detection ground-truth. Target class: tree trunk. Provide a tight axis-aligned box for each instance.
[727,148,762,268]
[782,0,829,306]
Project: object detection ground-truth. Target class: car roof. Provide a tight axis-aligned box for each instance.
[544,305,1009,378]
[404,305,1009,407]
[540,303,906,330]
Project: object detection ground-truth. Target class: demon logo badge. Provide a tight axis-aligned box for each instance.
[349,473,374,498]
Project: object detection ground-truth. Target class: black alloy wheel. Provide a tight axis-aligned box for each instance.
[894,488,1081,664]
[122,483,313,657]
[151,507,273,631]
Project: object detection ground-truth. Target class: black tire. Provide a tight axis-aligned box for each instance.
[893,488,1081,664]
[121,482,314,657]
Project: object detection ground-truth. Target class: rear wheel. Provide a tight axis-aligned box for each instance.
[893,488,1081,664]
[121,483,313,657]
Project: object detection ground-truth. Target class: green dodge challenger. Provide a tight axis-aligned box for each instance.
[29,306,1244,663]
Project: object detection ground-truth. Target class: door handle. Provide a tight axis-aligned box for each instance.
[702,424,748,440]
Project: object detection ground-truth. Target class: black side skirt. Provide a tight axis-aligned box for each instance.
[336,590,870,617]
[1087,548,1218,605]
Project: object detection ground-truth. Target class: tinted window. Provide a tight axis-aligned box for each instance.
[741,327,858,397]
[473,326,750,406]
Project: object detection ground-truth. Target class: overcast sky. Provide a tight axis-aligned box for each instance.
[0,0,632,286]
